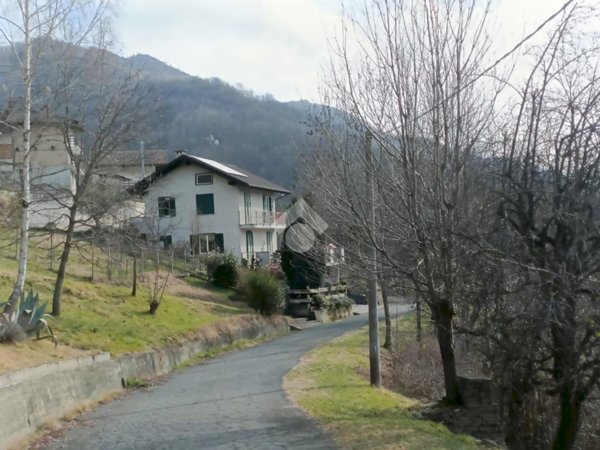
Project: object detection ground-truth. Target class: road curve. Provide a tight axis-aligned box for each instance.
[44,305,410,450]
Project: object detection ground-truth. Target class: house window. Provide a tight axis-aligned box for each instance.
[262,195,273,213]
[159,235,172,249]
[244,192,252,223]
[190,233,224,254]
[195,173,213,185]
[266,231,273,252]
[196,194,215,215]
[158,196,176,217]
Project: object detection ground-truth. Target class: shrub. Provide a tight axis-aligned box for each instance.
[330,296,352,317]
[212,260,239,288]
[206,253,238,288]
[240,270,285,316]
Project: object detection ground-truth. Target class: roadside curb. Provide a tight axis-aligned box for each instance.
[1,314,290,450]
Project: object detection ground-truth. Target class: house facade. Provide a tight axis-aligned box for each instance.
[0,111,82,228]
[0,120,81,191]
[132,154,290,262]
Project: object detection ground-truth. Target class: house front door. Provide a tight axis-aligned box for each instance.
[246,230,254,259]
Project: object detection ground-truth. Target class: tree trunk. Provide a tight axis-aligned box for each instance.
[5,3,32,318]
[148,301,159,315]
[551,294,582,450]
[416,297,423,345]
[552,386,583,450]
[106,245,112,281]
[434,302,461,404]
[91,243,95,281]
[52,206,77,316]
[504,386,527,450]
[131,257,137,296]
[381,282,392,350]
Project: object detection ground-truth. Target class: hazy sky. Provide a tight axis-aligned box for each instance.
[117,0,574,102]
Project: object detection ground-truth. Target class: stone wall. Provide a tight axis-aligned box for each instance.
[0,315,289,449]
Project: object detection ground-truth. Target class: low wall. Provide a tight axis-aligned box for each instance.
[0,314,289,449]
[313,307,353,323]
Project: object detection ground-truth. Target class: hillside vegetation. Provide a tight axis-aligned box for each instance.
[0,231,251,373]
[0,43,318,187]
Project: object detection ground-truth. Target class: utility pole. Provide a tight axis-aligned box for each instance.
[365,130,381,387]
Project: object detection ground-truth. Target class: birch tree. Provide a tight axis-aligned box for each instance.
[0,0,109,317]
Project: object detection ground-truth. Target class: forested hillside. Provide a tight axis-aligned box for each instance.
[0,44,318,187]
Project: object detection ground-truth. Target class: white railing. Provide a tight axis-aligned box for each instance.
[239,208,276,226]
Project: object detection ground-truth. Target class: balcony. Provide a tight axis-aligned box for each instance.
[239,209,284,228]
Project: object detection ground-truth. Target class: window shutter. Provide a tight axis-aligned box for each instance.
[215,233,224,253]
[196,194,215,214]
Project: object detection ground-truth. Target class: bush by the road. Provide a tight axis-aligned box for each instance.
[205,253,239,288]
[239,270,285,316]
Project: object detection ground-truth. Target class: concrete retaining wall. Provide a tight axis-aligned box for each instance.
[313,307,352,323]
[0,315,289,449]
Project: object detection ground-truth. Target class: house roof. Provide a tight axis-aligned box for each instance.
[100,149,172,167]
[130,153,291,195]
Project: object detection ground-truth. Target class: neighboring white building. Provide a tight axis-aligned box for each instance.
[0,110,82,228]
[0,117,81,190]
[131,153,290,261]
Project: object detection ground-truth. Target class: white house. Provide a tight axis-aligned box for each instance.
[131,153,290,261]
[0,114,81,190]
[0,109,82,228]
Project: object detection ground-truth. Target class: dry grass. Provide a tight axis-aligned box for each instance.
[285,327,485,450]
[388,333,444,401]
[0,340,92,374]
[0,232,252,369]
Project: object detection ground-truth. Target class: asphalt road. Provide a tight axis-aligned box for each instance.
[43,304,410,450]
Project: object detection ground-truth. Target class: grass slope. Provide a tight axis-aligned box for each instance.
[285,328,483,450]
[0,234,251,371]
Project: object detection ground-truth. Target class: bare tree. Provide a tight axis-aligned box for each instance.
[309,0,501,404]
[492,5,600,448]
[0,0,109,317]
[47,46,148,316]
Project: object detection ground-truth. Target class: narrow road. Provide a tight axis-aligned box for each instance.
[44,304,410,450]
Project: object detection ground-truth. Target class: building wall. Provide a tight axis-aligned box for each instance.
[142,165,280,259]
[0,124,79,189]
[143,165,244,256]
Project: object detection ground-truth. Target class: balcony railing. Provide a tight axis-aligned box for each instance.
[239,208,279,227]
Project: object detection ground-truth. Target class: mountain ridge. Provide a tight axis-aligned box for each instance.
[0,41,319,187]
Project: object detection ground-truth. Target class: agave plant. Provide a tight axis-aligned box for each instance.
[0,290,56,345]
[17,289,57,345]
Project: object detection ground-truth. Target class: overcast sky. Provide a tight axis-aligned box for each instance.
[117,0,574,102]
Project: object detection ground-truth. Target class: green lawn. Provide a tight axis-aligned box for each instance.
[0,231,251,357]
[285,327,484,450]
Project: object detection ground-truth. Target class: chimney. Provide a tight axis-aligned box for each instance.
[175,149,186,156]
